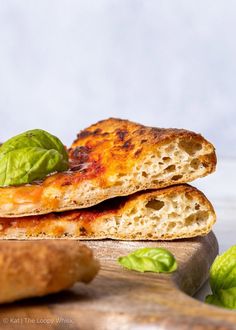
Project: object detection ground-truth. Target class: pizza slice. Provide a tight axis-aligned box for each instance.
[0,240,99,303]
[0,118,216,217]
[0,185,216,240]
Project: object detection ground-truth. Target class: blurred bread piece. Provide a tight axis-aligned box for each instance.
[0,118,216,218]
[0,241,99,303]
[0,185,216,240]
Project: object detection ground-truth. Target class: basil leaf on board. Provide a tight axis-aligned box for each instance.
[118,247,177,273]
[0,129,69,187]
[206,246,236,309]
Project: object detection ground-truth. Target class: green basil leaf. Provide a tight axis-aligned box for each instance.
[0,129,69,186]
[209,246,236,295]
[206,289,236,310]
[206,245,236,309]
[118,247,177,273]
[218,287,236,309]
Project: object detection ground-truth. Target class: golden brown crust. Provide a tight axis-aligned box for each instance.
[70,117,216,180]
[0,118,216,217]
[0,185,216,241]
[0,241,99,303]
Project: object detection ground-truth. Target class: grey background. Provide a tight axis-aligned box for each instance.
[0,1,235,157]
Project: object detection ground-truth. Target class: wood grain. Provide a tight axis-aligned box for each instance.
[0,232,235,329]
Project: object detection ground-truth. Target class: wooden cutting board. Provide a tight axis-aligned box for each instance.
[1,232,236,330]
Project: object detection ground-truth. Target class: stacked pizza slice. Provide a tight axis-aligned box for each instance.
[0,118,216,240]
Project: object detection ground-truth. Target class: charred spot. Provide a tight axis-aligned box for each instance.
[69,146,91,171]
[134,148,142,157]
[122,139,134,150]
[116,129,128,141]
[69,164,87,172]
[60,180,72,186]
[77,128,102,139]
[70,146,90,161]
[202,161,209,168]
[79,226,87,235]
[77,129,92,139]
[93,128,102,135]
[141,139,147,144]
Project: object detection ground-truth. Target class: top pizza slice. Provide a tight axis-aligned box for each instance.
[0,118,216,217]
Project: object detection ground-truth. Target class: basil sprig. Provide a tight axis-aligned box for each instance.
[118,247,177,273]
[0,129,69,187]
[206,245,236,309]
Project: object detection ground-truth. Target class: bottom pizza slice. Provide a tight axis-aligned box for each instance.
[0,184,216,240]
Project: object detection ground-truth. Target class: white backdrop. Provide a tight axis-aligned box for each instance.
[0,1,235,157]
